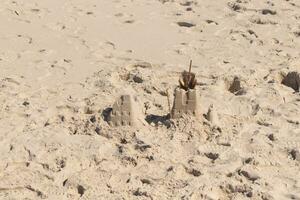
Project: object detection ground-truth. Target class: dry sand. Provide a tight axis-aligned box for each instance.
[1,0,300,199]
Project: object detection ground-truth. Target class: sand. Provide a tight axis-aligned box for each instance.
[1,0,300,199]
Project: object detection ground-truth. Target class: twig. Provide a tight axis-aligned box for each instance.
[166,89,172,118]
[188,60,192,90]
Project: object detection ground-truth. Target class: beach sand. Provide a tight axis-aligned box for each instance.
[1,0,300,199]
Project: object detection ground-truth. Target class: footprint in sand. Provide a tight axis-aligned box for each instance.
[261,9,277,15]
[176,22,195,28]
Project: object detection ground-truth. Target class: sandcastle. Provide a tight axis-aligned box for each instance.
[108,61,201,126]
[171,61,201,119]
[108,95,137,126]
[171,88,201,118]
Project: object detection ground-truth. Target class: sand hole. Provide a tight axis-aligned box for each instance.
[228,76,244,95]
[294,32,300,37]
[77,185,85,197]
[177,22,195,27]
[141,179,151,185]
[205,152,219,161]
[281,71,300,92]
[62,180,67,187]
[261,9,276,15]
[186,168,202,177]
[227,2,243,12]
[289,149,300,161]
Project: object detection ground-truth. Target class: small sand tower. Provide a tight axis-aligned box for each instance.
[282,71,300,92]
[171,88,200,118]
[109,95,137,126]
[171,61,201,119]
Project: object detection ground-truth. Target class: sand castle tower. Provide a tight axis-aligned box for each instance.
[171,88,201,118]
[206,104,219,126]
[171,60,201,119]
[108,95,141,126]
[282,71,300,92]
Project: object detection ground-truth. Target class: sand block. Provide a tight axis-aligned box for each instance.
[171,88,201,119]
[207,104,219,126]
[282,71,300,92]
[108,95,139,126]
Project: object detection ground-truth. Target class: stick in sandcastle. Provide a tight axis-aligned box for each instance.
[188,60,192,91]
[179,60,197,91]
[188,60,192,81]
[168,60,199,119]
[166,89,172,118]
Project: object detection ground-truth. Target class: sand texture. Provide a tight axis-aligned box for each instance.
[1,0,300,199]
